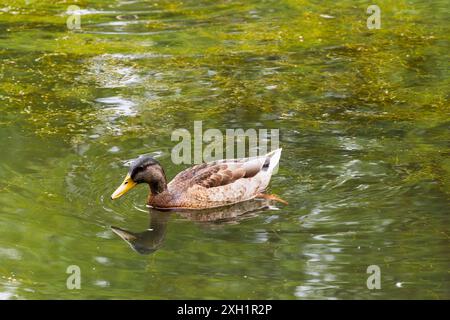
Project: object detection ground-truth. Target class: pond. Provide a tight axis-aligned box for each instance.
[0,0,448,299]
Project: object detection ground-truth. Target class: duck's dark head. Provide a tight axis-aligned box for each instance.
[111,156,167,200]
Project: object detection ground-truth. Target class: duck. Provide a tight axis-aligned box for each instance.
[111,148,286,209]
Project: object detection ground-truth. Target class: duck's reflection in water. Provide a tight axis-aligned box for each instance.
[111,211,169,255]
[111,199,275,255]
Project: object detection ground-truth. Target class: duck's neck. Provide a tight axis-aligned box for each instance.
[147,179,172,209]
[149,178,167,195]
[143,164,168,195]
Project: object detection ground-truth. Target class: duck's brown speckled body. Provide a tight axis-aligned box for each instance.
[112,149,283,210]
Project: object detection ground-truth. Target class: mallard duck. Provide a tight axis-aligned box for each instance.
[111,148,286,209]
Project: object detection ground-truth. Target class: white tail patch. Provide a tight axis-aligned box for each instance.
[265,148,282,174]
[257,148,282,192]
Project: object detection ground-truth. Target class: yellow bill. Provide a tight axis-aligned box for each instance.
[111,174,137,200]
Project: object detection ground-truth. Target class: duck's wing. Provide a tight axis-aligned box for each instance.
[168,149,282,205]
[191,159,260,188]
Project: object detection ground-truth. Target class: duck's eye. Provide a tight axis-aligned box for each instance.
[124,181,128,185]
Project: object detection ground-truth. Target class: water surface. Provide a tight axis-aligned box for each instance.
[0,0,449,299]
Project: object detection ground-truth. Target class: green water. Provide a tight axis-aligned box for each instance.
[0,0,449,300]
